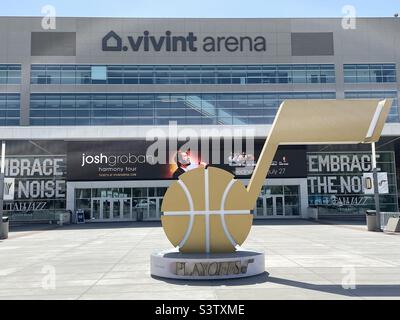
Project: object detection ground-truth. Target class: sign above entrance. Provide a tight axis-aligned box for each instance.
[102,30,267,53]
[66,140,306,181]
[67,141,170,181]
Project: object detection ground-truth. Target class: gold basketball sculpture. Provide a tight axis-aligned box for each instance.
[162,166,253,253]
[162,99,391,253]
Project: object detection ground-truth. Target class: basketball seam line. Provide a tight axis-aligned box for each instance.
[177,179,195,249]
[171,171,249,252]
[163,210,250,215]
[221,179,239,248]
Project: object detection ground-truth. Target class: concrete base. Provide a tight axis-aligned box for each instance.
[386,217,400,232]
[151,248,265,280]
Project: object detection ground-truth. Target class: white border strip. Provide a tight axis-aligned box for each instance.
[0,141,5,174]
[366,100,385,139]
[164,210,251,216]
[204,169,210,253]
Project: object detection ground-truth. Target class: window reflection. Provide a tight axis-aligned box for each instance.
[345,91,399,122]
[29,92,336,126]
[31,64,336,85]
[344,64,397,83]
[0,94,20,126]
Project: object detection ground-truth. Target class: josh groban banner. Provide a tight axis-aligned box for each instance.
[67,141,306,181]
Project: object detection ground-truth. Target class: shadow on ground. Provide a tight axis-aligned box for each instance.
[152,272,271,286]
[153,273,400,297]
[267,277,400,298]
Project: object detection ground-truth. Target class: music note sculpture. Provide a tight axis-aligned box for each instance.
[151,99,391,280]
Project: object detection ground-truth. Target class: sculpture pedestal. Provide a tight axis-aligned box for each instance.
[151,248,265,280]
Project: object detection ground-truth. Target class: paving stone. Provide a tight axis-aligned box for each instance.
[0,220,399,300]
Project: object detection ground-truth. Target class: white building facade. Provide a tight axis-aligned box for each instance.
[1,17,399,222]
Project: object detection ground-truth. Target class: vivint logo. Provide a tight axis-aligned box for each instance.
[81,153,155,167]
[102,30,267,53]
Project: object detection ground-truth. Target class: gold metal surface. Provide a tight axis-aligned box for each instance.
[161,99,391,253]
[161,166,253,253]
[246,99,392,205]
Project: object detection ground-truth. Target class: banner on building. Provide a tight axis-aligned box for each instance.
[67,140,307,181]
[4,156,66,212]
[3,178,15,201]
[307,151,397,211]
[362,172,389,195]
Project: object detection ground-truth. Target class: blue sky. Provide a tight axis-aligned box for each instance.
[0,0,399,18]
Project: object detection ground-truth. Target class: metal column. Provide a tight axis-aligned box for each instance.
[0,141,5,223]
[371,142,381,231]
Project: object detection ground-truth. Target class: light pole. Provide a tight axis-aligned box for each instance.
[371,142,381,231]
[0,140,5,224]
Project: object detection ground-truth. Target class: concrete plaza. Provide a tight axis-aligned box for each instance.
[0,220,400,300]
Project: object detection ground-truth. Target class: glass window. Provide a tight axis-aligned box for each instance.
[132,188,148,198]
[344,64,396,83]
[30,64,336,85]
[76,96,91,109]
[29,92,338,126]
[0,94,20,126]
[60,94,76,108]
[60,118,76,125]
[91,109,107,117]
[60,110,75,117]
[107,109,123,117]
[76,66,91,84]
[268,186,283,195]
[47,66,61,84]
[345,91,398,123]
[92,96,107,108]
[284,185,299,195]
[75,118,90,125]
[0,64,21,84]
[45,118,60,125]
[60,65,76,84]
[356,65,370,83]
[76,109,90,117]
[30,110,45,117]
[292,67,307,84]
[123,118,139,125]
[6,118,19,125]
[92,188,107,198]
[91,66,107,81]
[107,95,123,109]
[30,118,45,125]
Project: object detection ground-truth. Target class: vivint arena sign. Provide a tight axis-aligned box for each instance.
[102,30,267,53]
